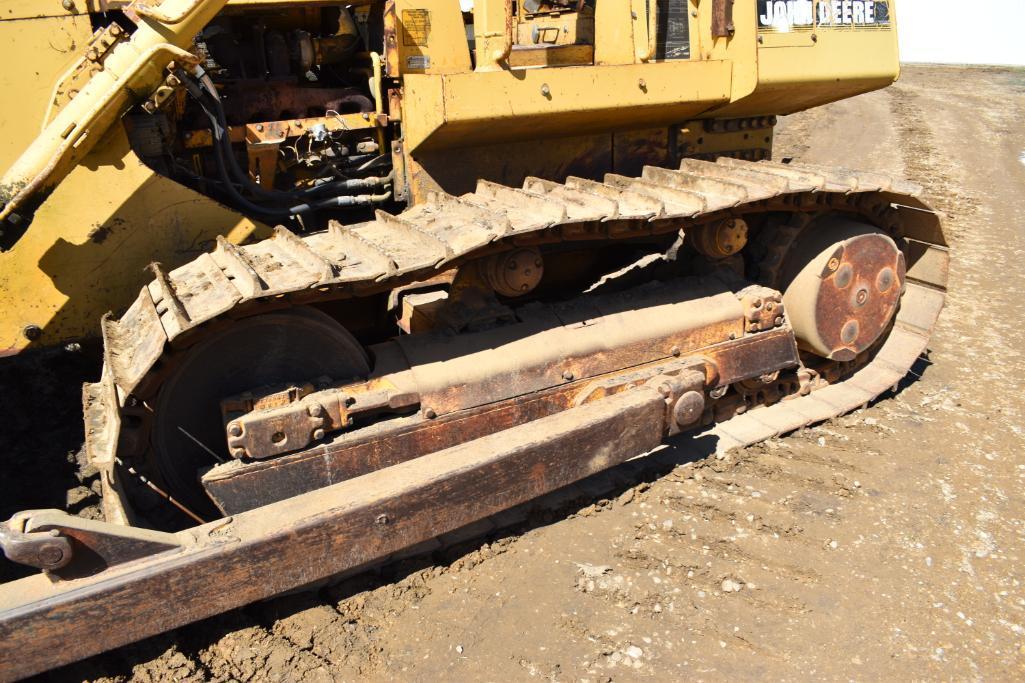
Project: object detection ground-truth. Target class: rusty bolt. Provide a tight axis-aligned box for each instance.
[230,447,247,459]
[22,324,41,341]
[709,385,728,400]
[86,48,98,61]
[728,332,737,340]
[841,320,859,345]
[375,513,389,525]
[658,382,672,398]
[765,302,774,311]
[312,428,325,441]
[562,370,574,381]
[835,263,854,288]
[673,391,705,428]
[424,408,437,419]
[774,315,784,326]
[827,257,841,272]
[671,345,681,357]
[109,23,121,35]
[752,298,763,309]
[255,124,264,132]
[308,403,324,418]
[227,422,242,437]
[37,542,67,569]
[877,267,895,293]
[855,288,869,306]
[540,83,551,97]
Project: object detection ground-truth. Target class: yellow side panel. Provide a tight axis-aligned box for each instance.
[403,59,732,152]
[0,13,92,171]
[721,29,899,117]
[0,128,266,354]
[394,0,471,75]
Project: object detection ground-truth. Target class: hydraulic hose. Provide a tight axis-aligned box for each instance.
[182,70,392,218]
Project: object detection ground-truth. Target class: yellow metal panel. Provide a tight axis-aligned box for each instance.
[720,28,899,117]
[403,59,732,151]
[0,14,92,170]
[0,1,82,19]
[0,128,266,353]
[394,0,471,75]
[508,44,594,69]
[594,0,637,65]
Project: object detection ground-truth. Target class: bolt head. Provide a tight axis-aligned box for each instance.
[37,544,66,569]
[313,428,325,440]
[424,408,437,419]
[562,370,574,381]
[841,320,859,345]
[22,324,41,341]
[62,0,75,10]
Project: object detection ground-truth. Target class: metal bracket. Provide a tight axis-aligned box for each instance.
[0,520,72,571]
[712,0,736,38]
[3,510,181,579]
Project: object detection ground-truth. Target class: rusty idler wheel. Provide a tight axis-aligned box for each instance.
[151,307,369,518]
[780,216,905,361]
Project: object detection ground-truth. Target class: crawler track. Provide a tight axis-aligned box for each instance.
[84,158,948,525]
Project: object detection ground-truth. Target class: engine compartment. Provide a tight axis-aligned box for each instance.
[123,2,392,230]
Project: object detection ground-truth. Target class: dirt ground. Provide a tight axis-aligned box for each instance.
[7,64,1025,681]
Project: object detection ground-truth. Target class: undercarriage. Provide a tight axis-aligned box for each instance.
[0,157,947,678]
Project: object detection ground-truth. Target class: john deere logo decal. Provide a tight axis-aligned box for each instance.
[757,0,891,32]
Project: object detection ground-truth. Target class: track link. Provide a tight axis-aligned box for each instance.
[84,158,949,524]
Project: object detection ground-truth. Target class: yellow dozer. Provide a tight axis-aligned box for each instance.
[0,1,947,677]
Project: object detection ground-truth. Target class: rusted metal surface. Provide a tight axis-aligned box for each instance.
[711,0,736,37]
[205,387,575,514]
[397,277,745,417]
[779,217,905,360]
[0,521,73,572]
[0,388,667,681]
[182,110,376,150]
[243,122,287,188]
[204,320,799,513]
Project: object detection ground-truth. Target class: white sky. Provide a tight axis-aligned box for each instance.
[898,0,1025,65]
